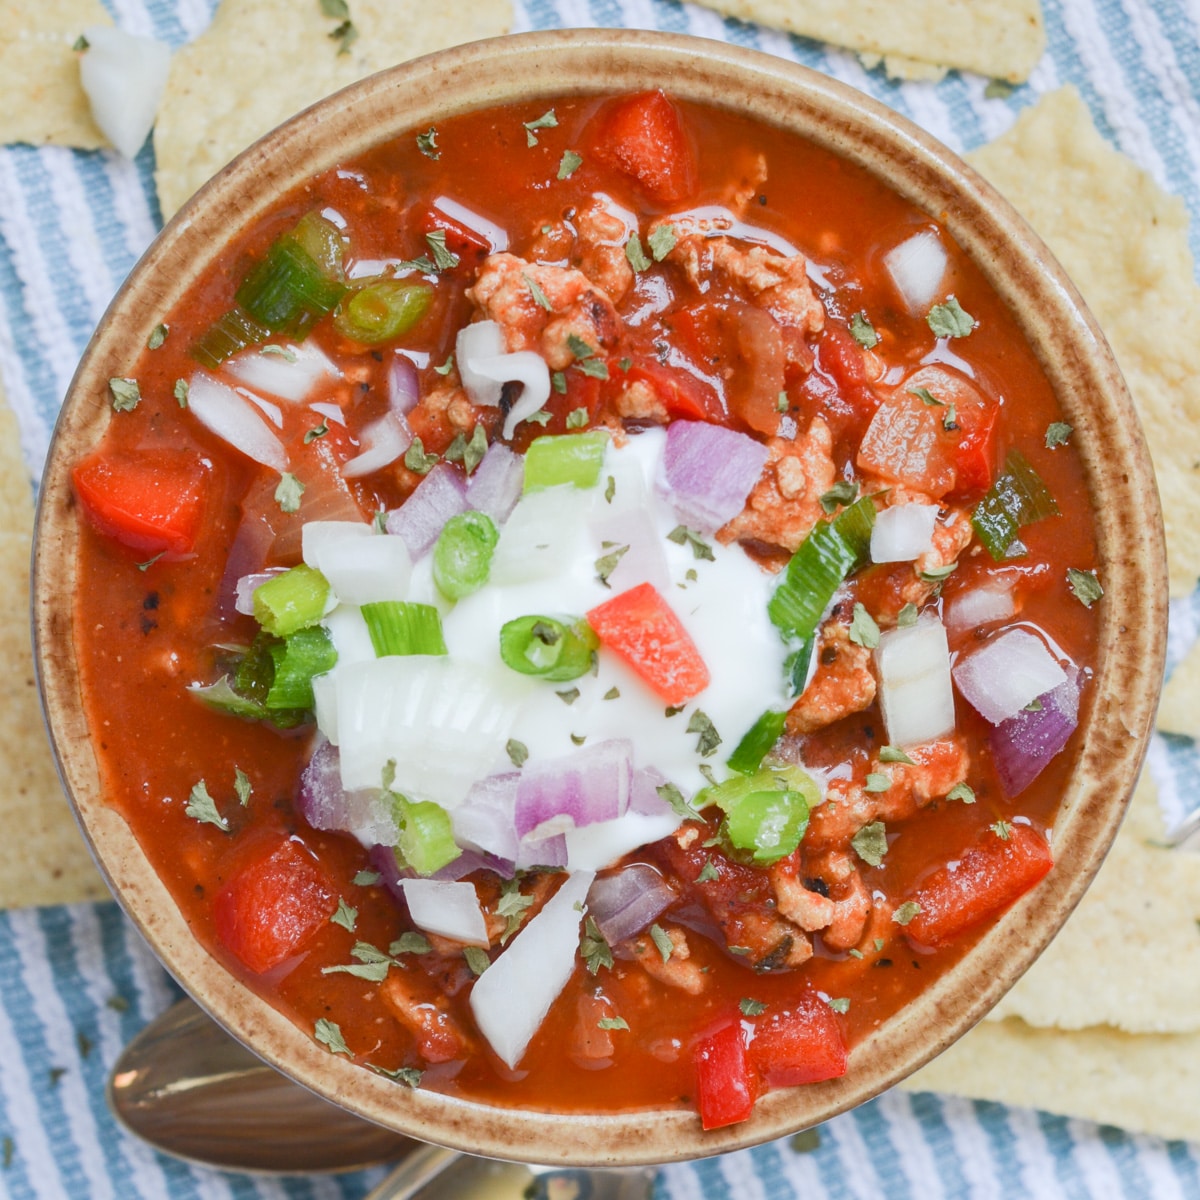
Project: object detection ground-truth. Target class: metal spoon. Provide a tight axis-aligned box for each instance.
[109,997,656,1200]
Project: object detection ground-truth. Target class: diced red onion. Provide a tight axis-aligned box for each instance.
[187,372,287,470]
[225,342,340,403]
[659,420,769,535]
[514,739,633,840]
[400,879,489,945]
[870,502,938,563]
[629,766,674,817]
[884,231,948,315]
[587,864,677,946]
[341,413,412,479]
[427,848,515,882]
[953,627,1068,726]
[298,738,399,846]
[233,569,282,616]
[991,670,1081,797]
[215,507,275,619]
[431,196,510,252]
[388,354,420,415]
[515,833,568,871]
[465,444,524,524]
[452,773,520,862]
[385,463,469,559]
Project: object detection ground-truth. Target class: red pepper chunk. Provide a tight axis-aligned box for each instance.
[72,448,209,558]
[591,90,697,205]
[695,1019,755,1130]
[747,992,847,1088]
[587,582,710,706]
[213,838,338,974]
[903,822,1053,948]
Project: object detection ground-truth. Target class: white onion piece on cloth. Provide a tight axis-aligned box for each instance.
[474,352,552,439]
[456,321,506,406]
[225,342,340,403]
[659,420,769,536]
[870,503,938,563]
[947,584,1015,632]
[953,627,1068,726]
[341,413,412,478]
[884,231,948,315]
[79,25,170,159]
[401,879,489,945]
[187,373,287,470]
[875,617,956,747]
[469,870,595,1069]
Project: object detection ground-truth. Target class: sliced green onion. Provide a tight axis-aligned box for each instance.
[252,564,330,638]
[332,281,432,344]
[388,795,460,877]
[433,511,499,600]
[361,602,448,657]
[266,626,337,709]
[236,213,347,337]
[971,450,1059,560]
[290,211,346,279]
[498,615,599,681]
[695,765,818,864]
[191,306,272,369]
[523,431,609,492]
[727,709,788,774]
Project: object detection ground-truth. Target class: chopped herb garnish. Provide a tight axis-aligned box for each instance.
[667,525,715,561]
[416,127,439,159]
[567,333,596,360]
[424,230,459,272]
[687,710,722,758]
[73,34,89,51]
[919,562,958,583]
[648,223,676,261]
[443,424,488,474]
[656,782,693,820]
[576,356,609,380]
[322,942,391,982]
[108,377,140,412]
[878,746,915,766]
[497,878,534,943]
[463,946,491,975]
[625,234,652,272]
[848,602,880,649]
[942,403,959,432]
[389,931,432,957]
[874,938,886,952]
[184,781,228,831]
[106,995,130,1012]
[135,552,164,572]
[819,480,859,514]
[603,686,620,700]
[991,820,1013,841]
[234,767,252,806]
[274,472,305,514]
[434,354,454,375]
[946,782,976,804]
[849,312,878,349]
[319,0,349,16]
[550,371,567,396]
[404,436,439,474]
[696,858,720,884]
[597,1016,630,1031]
[595,544,629,587]
[927,295,976,338]
[739,998,767,1017]
[1067,567,1103,608]
[648,922,674,962]
[777,391,789,412]
[790,1129,822,1154]
[557,150,583,180]
[527,408,553,426]
[260,344,297,361]
[304,421,328,443]
[506,738,529,768]
[566,407,588,429]
[851,820,888,868]
[373,509,388,534]
[370,1063,423,1087]
[665,705,684,717]
[353,869,382,887]
[330,898,358,932]
[984,78,1016,100]
[523,108,558,146]
[897,602,919,627]
[314,1017,352,1056]
[327,17,357,55]
[556,687,580,705]
[147,323,168,350]
[848,948,864,959]
[604,475,616,503]
[892,901,922,926]
[580,916,613,975]
[827,997,850,1014]
[523,272,553,311]
[865,772,891,793]
[1045,421,1074,448]
[173,378,189,407]
[910,386,942,407]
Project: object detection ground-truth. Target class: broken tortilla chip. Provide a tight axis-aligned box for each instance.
[986,772,1200,1033]
[688,0,1044,83]
[968,88,1200,598]
[153,0,512,219]
[0,0,111,149]
[0,379,106,907]
[1157,642,1200,740]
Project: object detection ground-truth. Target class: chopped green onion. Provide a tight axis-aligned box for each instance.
[433,511,499,600]
[523,431,610,491]
[727,709,788,774]
[266,626,337,709]
[332,281,432,344]
[498,615,599,681]
[191,306,272,369]
[388,795,460,877]
[971,450,1059,561]
[697,766,817,865]
[361,602,448,657]
[252,564,330,638]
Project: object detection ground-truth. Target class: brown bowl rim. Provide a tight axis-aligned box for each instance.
[33,28,1167,1165]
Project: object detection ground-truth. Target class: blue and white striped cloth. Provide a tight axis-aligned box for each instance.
[2,1,1199,1196]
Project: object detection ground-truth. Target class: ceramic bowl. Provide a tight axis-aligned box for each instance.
[33,28,1166,1165]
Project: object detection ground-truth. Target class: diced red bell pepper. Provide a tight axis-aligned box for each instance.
[213,837,338,974]
[72,448,210,558]
[747,992,847,1087]
[817,326,877,420]
[591,91,697,205]
[618,358,723,424]
[903,822,1053,948]
[418,201,493,260]
[695,1019,756,1130]
[587,582,710,706]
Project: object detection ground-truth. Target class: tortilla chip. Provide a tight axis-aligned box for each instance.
[0,0,111,149]
[1157,642,1200,739]
[153,0,512,219]
[986,773,1200,1033]
[689,0,1044,83]
[0,380,106,907]
[968,88,1200,598]
[903,1018,1200,1145]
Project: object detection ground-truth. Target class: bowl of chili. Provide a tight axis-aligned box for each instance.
[34,28,1166,1164]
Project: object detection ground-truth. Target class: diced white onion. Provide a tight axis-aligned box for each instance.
[565,810,683,872]
[952,627,1068,725]
[456,321,506,406]
[309,401,345,426]
[469,870,595,1069]
[400,879,489,946]
[321,609,376,671]
[875,617,956,747]
[489,486,593,585]
[947,584,1015,632]
[341,413,412,479]
[186,373,287,470]
[430,196,509,252]
[79,25,170,159]
[225,342,340,403]
[472,352,552,440]
[884,231,948,315]
[870,503,939,563]
[589,505,671,594]
[311,672,340,744]
[237,387,283,428]
[302,520,373,572]
[317,536,413,606]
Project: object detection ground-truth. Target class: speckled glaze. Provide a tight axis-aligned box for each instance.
[34,29,1166,1166]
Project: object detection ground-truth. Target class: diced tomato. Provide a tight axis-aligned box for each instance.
[815,326,877,421]
[213,837,338,974]
[591,91,697,205]
[618,358,723,424]
[903,822,1053,948]
[72,448,209,558]
[418,201,493,261]
[747,992,848,1087]
[950,401,999,496]
[694,1019,756,1130]
[587,582,710,706]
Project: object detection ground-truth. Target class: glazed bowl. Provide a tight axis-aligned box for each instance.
[34,29,1166,1165]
